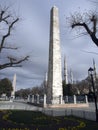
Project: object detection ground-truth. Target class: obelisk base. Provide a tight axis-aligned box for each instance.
[50,95,64,105]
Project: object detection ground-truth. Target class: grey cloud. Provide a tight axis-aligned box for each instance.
[0,0,98,90]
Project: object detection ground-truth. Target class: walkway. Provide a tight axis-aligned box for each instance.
[0,100,42,111]
[0,100,97,112]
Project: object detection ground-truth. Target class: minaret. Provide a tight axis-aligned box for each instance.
[64,56,68,84]
[45,72,47,82]
[44,72,47,94]
[69,69,73,84]
[11,74,16,99]
[47,6,63,104]
[93,58,97,81]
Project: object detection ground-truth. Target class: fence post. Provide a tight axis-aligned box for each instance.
[32,95,34,103]
[43,94,47,107]
[59,95,63,104]
[27,95,30,102]
[74,95,76,104]
[85,95,88,104]
[66,96,68,103]
[36,94,39,104]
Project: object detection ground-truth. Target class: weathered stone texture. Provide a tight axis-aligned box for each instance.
[47,6,63,104]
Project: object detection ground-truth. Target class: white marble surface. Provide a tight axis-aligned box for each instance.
[47,6,63,104]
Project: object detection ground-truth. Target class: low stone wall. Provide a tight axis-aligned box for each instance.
[0,101,96,121]
[42,109,96,121]
[46,103,89,108]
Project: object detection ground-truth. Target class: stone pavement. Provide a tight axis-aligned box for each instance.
[0,101,97,121]
[0,100,96,112]
[0,100,42,111]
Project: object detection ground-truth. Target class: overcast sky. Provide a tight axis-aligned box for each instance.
[0,0,98,90]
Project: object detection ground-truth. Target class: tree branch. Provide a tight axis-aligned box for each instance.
[0,18,19,52]
[0,56,29,70]
[0,6,30,70]
[2,46,18,50]
[91,15,97,34]
[0,10,10,24]
[71,14,98,47]
[72,22,92,35]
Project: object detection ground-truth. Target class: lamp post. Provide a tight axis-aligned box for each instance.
[88,67,98,122]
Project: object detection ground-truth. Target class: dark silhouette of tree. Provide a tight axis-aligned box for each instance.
[68,10,98,47]
[15,86,44,99]
[63,80,74,96]
[0,78,13,97]
[74,79,89,95]
[0,5,29,70]
[15,88,31,99]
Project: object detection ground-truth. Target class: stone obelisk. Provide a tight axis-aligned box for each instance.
[11,73,16,100]
[47,6,63,104]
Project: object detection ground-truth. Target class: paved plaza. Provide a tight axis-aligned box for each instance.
[0,100,97,122]
[0,100,96,112]
[0,100,43,111]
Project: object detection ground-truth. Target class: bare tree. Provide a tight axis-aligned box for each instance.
[0,5,29,70]
[67,10,98,47]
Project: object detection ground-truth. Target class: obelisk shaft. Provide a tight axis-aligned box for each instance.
[11,74,16,99]
[47,6,63,104]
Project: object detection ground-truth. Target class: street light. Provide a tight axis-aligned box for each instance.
[88,67,98,122]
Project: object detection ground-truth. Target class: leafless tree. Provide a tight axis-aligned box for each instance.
[67,10,98,47]
[0,5,29,70]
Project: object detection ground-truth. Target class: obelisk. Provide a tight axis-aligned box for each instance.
[47,6,63,104]
[11,73,16,99]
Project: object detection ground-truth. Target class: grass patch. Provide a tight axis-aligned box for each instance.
[0,110,98,130]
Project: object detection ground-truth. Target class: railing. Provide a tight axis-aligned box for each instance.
[27,94,88,107]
